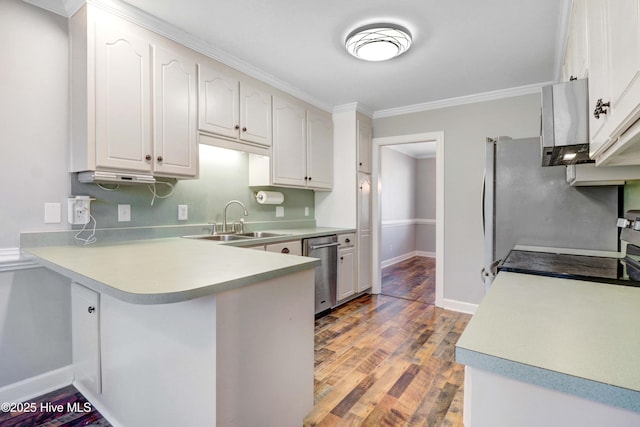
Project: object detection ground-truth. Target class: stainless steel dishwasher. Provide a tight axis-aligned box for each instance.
[303,235,339,316]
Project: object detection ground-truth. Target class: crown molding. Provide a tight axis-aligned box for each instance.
[372,81,549,119]
[332,102,373,117]
[553,0,573,83]
[22,0,67,16]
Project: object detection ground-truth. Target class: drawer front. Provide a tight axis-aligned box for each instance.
[338,233,355,248]
[266,240,302,256]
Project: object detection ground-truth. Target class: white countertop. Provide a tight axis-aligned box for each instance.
[26,237,320,305]
[456,271,640,412]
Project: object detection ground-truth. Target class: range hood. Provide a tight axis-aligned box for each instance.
[541,78,593,167]
[77,171,156,185]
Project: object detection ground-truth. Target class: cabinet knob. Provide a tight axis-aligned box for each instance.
[593,98,610,119]
[242,127,247,132]
[235,125,240,130]
[304,176,308,180]
[308,177,312,181]
[345,238,350,243]
[340,256,344,261]
[145,154,152,161]
[359,162,363,166]
[87,306,95,314]
[281,247,290,254]
[157,156,163,162]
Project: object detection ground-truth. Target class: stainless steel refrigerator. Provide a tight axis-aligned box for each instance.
[482,136,619,291]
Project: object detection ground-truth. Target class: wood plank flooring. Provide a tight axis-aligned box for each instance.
[381,257,436,304]
[305,257,471,427]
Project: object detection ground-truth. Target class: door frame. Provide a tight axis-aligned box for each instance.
[371,131,445,307]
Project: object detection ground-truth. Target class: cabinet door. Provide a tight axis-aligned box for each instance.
[337,247,356,301]
[240,82,272,146]
[198,64,240,139]
[71,283,101,395]
[357,119,372,173]
[307,110,333,190]
[564,0,588,80]
[586,0,610,155]
[272,97,307,186]
[94,22,152,172]
[358,233,372,292]
[357,173,372,292]
[153,46,198,177]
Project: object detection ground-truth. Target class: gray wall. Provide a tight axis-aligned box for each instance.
[374,94,541,305]
[380,148,437,263]
[0,0,314,388]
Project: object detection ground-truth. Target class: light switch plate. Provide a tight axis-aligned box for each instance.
[44,203,61,223]
[276,206,284,218]
[304,207,309,217]
[118,204,131,222]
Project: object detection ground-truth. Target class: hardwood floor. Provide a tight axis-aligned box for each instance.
[381,257,436,304]
[305,257,471,427]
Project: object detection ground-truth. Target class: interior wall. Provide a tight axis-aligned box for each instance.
[381,147,417,263]
[374,94,541,306]
[415,157,437,253]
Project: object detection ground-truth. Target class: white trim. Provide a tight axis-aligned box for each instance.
[553,0,574,83]
[0,365,73,403]
[371,131,445,308]
[22,0,68,16]
[332,102,373,117]
[381,218,436,227]
[442,298,478,315]
[372,82,547,119]
[380,251,436,269]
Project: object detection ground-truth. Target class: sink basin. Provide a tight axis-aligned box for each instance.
[183,234,251,241]
[236,231,288,238]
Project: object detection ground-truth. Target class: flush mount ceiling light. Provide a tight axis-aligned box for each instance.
[345,23,412,61]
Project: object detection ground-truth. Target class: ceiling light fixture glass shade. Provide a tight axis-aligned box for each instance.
[345,23,412,61]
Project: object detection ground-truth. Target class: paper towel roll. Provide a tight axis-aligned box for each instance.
[256,191,284,205]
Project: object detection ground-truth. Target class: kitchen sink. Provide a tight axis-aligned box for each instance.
[182,234,251,241]
[236,231,288,238]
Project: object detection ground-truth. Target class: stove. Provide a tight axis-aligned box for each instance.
[498,210,640,287]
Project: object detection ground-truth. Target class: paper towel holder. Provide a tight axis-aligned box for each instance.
[254,191,284,205]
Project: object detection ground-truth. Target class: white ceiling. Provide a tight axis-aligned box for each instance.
[30,0,570,114]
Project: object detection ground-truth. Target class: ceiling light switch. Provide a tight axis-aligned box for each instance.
[44,203,61,224]
[118,204,131,222]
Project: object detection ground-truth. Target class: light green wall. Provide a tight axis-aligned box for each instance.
[70,145,315,229]
[624,181,640,212]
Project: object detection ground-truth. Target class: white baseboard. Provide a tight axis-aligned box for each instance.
[381,251,436,268]
[442,298,478,315]
[73,381,124,427]
[0,365,73,403]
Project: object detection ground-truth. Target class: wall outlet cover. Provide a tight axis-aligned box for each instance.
[304,207,309,217]
[178,204,188,221]
[275,206,284,218]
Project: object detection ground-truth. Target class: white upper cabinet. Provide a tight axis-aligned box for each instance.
[585,0,640,165]
[251,96,333,190]
[153,46,198,177]
[563,0,588,81]
[272,96,307,187]
[70,5,198,178]
[306,110,333,190]
[198,63,272,148]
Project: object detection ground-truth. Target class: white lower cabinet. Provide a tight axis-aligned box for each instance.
[337,233,356,302]
[266,240,302,256]
[71,283,101,395]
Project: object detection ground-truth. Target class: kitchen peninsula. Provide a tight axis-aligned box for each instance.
[26,236,321,427]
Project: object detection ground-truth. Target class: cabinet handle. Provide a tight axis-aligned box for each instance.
[242,127,247,132]
[569,76,577,81]
[235,125,240,130]
[157,156,163,162]
[593,98,610,119]
[145,154,152,161]
[345,238,350,243]
[281,247,290,254]
[87,306,95,314]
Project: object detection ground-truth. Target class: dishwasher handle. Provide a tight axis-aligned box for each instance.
[308,242,341,251]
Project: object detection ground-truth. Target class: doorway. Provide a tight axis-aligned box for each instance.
[371,132,444,307]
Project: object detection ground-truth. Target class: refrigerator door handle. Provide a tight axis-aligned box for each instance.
[482,170,486,235]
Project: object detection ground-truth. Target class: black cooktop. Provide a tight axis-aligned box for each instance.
[498,250,640,287]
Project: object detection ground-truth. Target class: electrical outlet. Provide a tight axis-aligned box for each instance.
[178,204,188,221]
[44,203,61,224]
[304,207,309,217]
[276,206,284,218]
[67,197,91,225]
[118,204,131,222]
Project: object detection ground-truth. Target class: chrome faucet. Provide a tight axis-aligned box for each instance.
[223,200,248,233]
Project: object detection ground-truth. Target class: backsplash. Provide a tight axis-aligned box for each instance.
[69,145,315,230]
[624,181,640,213]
